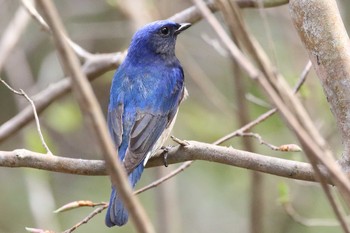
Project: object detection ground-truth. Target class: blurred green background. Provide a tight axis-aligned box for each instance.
[1,0,350,232]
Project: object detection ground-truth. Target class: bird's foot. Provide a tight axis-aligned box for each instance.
[160,146,172,167]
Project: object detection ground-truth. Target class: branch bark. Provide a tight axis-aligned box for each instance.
[289,0,350,166]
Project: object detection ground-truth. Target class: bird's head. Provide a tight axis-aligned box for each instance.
[127,20,191,62]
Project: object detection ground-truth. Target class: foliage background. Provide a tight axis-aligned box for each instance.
[0,0,350,232]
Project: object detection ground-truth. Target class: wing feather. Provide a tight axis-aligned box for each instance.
[124,112,168,174]
[107,102,123,151]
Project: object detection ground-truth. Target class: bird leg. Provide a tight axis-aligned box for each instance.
[160,146,173,167]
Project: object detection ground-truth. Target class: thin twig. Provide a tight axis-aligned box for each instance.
[62,204,108,233]
[294,60,312,93]
[245,93,271,108]
[54,201,107,213]
[0,79,52,154]
[238,132,301,152]
[134,161,192,195]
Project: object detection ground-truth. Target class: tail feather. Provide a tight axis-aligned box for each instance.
[105,188,128,227]
[105,163,144,227]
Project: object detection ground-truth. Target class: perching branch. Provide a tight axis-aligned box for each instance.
[0,141,317,182]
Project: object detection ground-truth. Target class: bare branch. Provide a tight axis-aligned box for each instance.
[134,161,192,195]
[0,141,317,182]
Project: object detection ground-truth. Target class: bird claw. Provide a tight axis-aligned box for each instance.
[160,146,172,167]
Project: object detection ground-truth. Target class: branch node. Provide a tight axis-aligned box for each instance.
[170,135,190,146]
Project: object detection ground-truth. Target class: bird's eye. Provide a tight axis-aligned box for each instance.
[160,26,170,36]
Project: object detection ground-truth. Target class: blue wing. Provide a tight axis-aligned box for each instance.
[108,64,184,171]
[106,62,184,227]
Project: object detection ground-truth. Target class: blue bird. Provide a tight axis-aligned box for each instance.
[105,20,191,227]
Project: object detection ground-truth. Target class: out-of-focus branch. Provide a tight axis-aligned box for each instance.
[169,0,288,23]
[217,1,264,231]
[21,0,93,60]
[0,1,32,73]
[36,0,154,232]
[283,202,344,227]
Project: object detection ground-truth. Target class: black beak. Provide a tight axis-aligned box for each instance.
[175,23,191,35]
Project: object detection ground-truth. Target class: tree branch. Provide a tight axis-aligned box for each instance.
[0,141,318,182]
[289,0,350,165]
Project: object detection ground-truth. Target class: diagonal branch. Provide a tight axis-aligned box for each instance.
[35,0,154,232]
[192,0,350,207]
